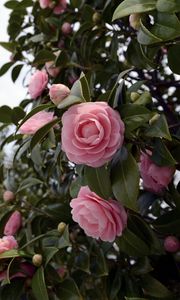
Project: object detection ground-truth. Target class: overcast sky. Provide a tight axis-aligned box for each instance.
[0,0,28,108]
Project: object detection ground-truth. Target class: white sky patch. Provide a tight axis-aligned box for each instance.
[0,0,28,108]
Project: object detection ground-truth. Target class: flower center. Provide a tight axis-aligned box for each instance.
[81,122,99,138]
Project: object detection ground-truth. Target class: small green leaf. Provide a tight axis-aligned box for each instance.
[0,249,28,260]
[145,114,171,140]
[55,278,83,300]
[32,267,49,300]
[11,106,25,125]
[111,148,139,211]
[33,50,56,65]
[0,106,12,123]
[112,0,156,20]
[11,64,24,82]
[55,50,68,67]
[84,165,112,199]
[80,72,91,102]
[0,62,14,76]
[138,20,162,45]
[153,210,180,234]
[57,95,82,109]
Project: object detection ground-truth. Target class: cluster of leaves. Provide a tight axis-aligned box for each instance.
[0,0,180,299]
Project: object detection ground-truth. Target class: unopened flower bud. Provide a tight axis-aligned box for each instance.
[45,61,60,78]
[130,92,140,102]
[3,190,15,202]
[129,13,141,30]
[4,211,22,236]
[61,22,72,35]
[32,254,43,267]
[57,222,66,234]
[149,113,160,125]
[49,84,70,105]
[92,12,101,24]
[164,236,179,253]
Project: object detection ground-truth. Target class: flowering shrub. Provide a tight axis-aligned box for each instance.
[0,0,180,299]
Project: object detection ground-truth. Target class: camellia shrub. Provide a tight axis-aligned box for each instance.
[0,0,180,299]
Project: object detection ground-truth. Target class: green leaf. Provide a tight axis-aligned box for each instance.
[57,95,82,109]
[32,267,49,300]
[30,118,59,150]
[156,0,180,14]
[152,139,176,166]
[55,278,83,300]
[11,106,25,125]
[145,114,171,140]
[55,50,68,67]
[111,148,139,211]
[0,62,14,76]
[11,64,24,82]
[168,43,180,74]
[84,165,112,199]
[33,50,56,65]
[0,249,28,260]
[117,228,150,256]
[75,251,90,273]
[0,41,17,52]
[131,257,153,276]
[125,298,148,300]
[17,103,54,131]
[112,0,156,20]
[80,72,91,102]
[17,177,44,193]
[0,105,12,123]
[140,274,173,298]
[120,104,152,132]
[90,243,108,276]
[153,210,180,234]
[137,19,162,45]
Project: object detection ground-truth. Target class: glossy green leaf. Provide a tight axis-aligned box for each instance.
[80,72,91,102]
[75,251,90,273]
[0,41,17,52]
[168,44,180,74]
[145,114,171,140]
[0,105,12,123]
[138,20,162,45]
[11,64,24,82]
[111,148,139,211]
[0,249,28,260]
[112,0,156,20]
[0,62,14,76]
[84,165,112,199]
[153,210,180,234]
[11,106,25,125]
[32,267,49,300]
[140,274,173,298]
[152,139,176,166]
[156,0,180,13]
[55,278,83,300]
[120,104,152,131]
[33,50,56,65]
[57,95,82,109]
[117,228,150,257]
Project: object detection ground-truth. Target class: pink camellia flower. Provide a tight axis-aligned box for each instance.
[4,211,22,236]
[70,186,127,242]
[3,190,15,202]
[45,61,60,78]
[164,236,179,253]
[0,236,18,254]
[49,84,70,105]
[61,22,72,35]
[28,70,48,99]
[61,102,125,167]
[19,111,56,135]
[39,0,50,9]
[139,151,175,194]
[53,0,67,14]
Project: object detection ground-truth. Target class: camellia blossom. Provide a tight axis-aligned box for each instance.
[70,186,127,242]
[61,22,72,35]
[4,211,22,236]
[49,84,70,105]
[3,190,15,202]
[19,111,56,135]
[28,70,48,99]
[39,0,50,9]
[45,61,60,78]
[61,102,125,167]
[139,151,175,194]
[0,236,18,254]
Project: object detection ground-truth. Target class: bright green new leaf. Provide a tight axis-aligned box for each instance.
[32,267,49,300]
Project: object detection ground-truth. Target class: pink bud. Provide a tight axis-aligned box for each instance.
[45,61,60,78]
[61,22,72,35]
[49,84,70,105]
[4,211,22,236]
[3,190,15,202]
[164,236,179,253]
